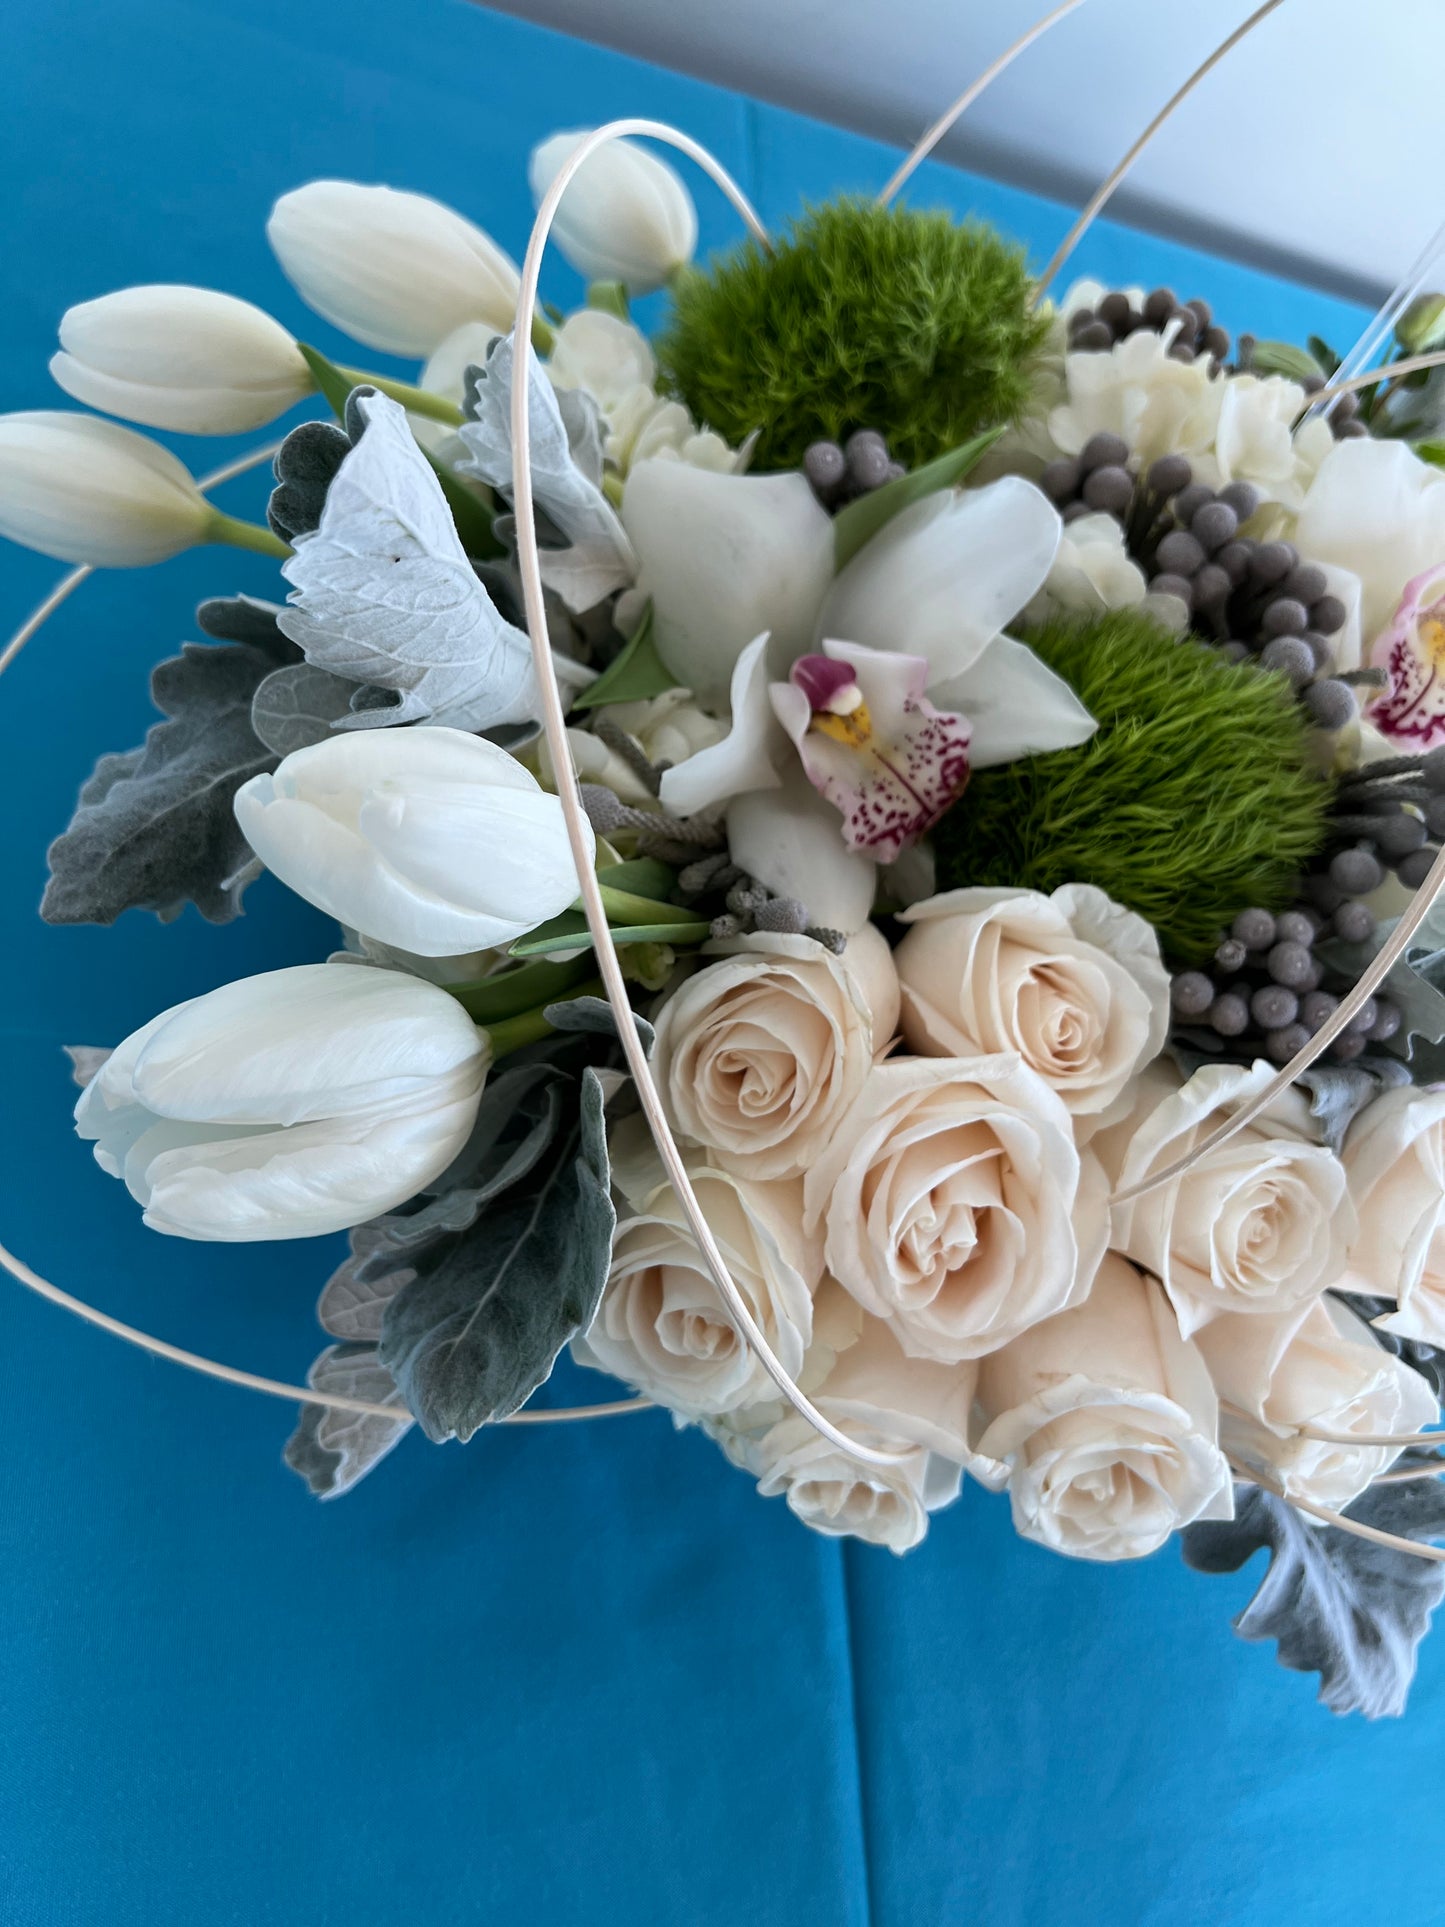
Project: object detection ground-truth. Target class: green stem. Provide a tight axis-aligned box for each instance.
[596,884,698,927]
[206,511,291,559]
[531,314,555,356]
[331,365,465,425]
[479,977,606,1058]
[586,281,631,321]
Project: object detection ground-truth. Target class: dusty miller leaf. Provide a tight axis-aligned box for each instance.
[267,418,351,542]
[250,661,365,756]
[543,995,655,1054]
[458,332,634,613]
[277,388,538,731]
[379,1067,615,1443]
[42,631,296,926]
[63,1045,113,1088]
[1182,1479,1445,1716]
[283,1343,412,1500]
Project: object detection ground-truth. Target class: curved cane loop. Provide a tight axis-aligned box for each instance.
[515,120,911,1471]
[1293,1421,1445,1451]
[0,1236,653,1425]
[1228,1457,1445,1563]
[1301,348,1445,420]
[1111,844,1445,1206]
[1371,1461,1445,1486]
[1033,0,1287,304]
[877,0,1090,207]
[1311,213,1445,419]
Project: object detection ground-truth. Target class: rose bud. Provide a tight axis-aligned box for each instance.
[234,727,590,959]
[0,411,213,565]
[50,286,313,434]
[529,131,697,292]
[266,181,520,357]
[75,962,489,1241]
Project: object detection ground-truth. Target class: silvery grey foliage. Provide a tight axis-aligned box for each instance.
[283,1344,412,1500]
[276,388,539,731]
[542,995,655,1053]
[1182,1479,1445,1717]
[63,1045,113,1088]
[458,332,634,613]
[267,418,351,542]
[379,1063,615,1444]
[42,619,298,926]
[250,661,364,757]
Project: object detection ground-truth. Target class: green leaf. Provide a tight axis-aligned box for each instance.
[441,955,596,1024]
[1307,335,1342,377]
[379,1068,616,1442]
[568,606,677,711]
[596,856,680,900]
[1247,339,1327,384]
[1414,440,1445,470]
[509,912,710,958]
[832,427,1006,570]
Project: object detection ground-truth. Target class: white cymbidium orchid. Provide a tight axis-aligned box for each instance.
[267,181,520,358]
[621,461,836,706]
[50,286,313,434]
[75,963,489,1241]
[529,132,698,293]
[235,727,590,959]
[0,411,213,565]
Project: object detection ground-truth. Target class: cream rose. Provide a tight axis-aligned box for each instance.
[572,1119,822,1418]
[712,1309,975,1553]
[650,928,900,1181]
[1197,1296,1439,1512]
[803,1053,1109,1362]
[1341,1084,1445,1345]
[895,884,1169,1138]
[973,1252,1233,1561]
[1093,1058,1353,1337]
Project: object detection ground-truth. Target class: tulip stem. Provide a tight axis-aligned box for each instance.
[206,511,292,559]
[596,884,700,927]
[331,365,467,425]
[480,976,607,1058]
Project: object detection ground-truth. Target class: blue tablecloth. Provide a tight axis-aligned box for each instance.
[1,5,1434,1922]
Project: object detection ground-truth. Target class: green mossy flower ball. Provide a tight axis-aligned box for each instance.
[933,612,1333,965]
[655,199,1051,472]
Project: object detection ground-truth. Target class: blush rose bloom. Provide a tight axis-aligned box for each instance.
[711,1306,976,1553]
[1197,1296,1439,1512]
[571,1119,823,1419]
[972,1252,1233,1561]
[1341,1084,1445,1347]
[894,884,1170,1139]
[802,1053,1109,1362]
[1093,1058,1353,1338]
[650,927,900,1181]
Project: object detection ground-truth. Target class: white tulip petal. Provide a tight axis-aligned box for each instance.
[0,411,208,566]
[529,132,697,293]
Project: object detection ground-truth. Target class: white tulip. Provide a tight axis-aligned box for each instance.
[50,285,312,434]
[234,727,590,959]
[75,963,489,1241]
[621,461,835,704]
[267,181,520,357]
[529,131,697,292]
[0,411,211,565]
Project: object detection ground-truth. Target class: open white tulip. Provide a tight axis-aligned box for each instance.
[234,727,589,958]
[621,461,835,705]
[267,181,520,357]
[50,286,312,434]
[817,478,1094,767]
[75,963,489,1241]
[0,411,211,565]
[529,131,697,292]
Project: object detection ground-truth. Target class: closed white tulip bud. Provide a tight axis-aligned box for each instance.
[234,727,591,958]
[267,181,521,357]
[0,411,211,565]
[530,132,697,292]
[76,962,489,1241]
[49,285,313,435]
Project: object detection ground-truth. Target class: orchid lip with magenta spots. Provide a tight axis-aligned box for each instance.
[771,641,972,863]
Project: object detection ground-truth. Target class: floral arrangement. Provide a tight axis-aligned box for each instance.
[11,101,1445,1722]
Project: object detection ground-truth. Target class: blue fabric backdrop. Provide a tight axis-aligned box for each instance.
[0,4,1429,1923]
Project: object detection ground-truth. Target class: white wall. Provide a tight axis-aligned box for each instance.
[485,0,1443,303]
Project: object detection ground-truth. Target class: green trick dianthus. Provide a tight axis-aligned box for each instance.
[655,198,1050,473]
[932,612,1333,964]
